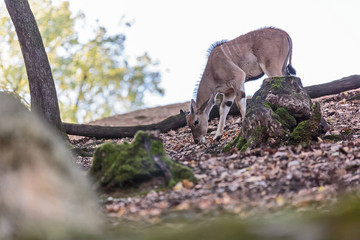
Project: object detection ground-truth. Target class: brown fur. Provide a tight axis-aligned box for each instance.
[187,27,296,143]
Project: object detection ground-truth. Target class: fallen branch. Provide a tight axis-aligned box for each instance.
[65,75,360,139]
[304,75,360,98]
[64,111,186,139]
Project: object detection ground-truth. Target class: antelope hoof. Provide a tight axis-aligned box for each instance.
[213,135,222,141]
[195,136,206,144]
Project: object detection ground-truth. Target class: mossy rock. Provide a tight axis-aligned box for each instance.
[289,102,323,146]
[254,76,312,120]
[91,131,196,191]
[232,99,288,151]
[225,77,328,151]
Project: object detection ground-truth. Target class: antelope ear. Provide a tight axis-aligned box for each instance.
[199,98,211,113]
[190,99,196,114]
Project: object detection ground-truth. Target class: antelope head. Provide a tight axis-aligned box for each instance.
[186,99,210,144]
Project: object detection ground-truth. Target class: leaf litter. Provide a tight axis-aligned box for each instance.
[72,89,360,223]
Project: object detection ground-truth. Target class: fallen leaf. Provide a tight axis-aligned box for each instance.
[183,179,194,189]
[173,182,183,191]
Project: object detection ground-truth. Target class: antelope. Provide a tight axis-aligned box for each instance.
[186,27,296,144]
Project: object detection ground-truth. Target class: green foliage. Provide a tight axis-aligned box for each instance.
[0,0,164,123]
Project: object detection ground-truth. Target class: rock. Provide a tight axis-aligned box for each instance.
[263,77,311,120]
[289,102,327,145]
[0,93,102,239]
[91,130,197,192]
[224,76,328,151]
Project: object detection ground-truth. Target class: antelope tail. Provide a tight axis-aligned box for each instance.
[286,36,296,75]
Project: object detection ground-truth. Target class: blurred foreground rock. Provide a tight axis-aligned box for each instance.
[0,93,102,239]
[129,197,360,240]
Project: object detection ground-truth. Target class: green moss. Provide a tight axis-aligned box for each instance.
[263,101,273,109]
[162,157,197,186]
[223,132,250,152]
[342,129,352,135]
[235,137,247,151]
[270,77,285,91]
[274,107,297,130]
[253,125,267,143]
[347,93,360,101]
[289,102,322,146]
[224,133,243,152]
[91,141,156,188]
[262,102,296,130]
[225,125,269,152]
[238,139,251,152]
[150,139,166,155]
[289,121,310,146]
[91,131,196,190]
[323,135,342,142]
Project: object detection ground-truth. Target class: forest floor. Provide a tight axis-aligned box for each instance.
[71,90,360,225]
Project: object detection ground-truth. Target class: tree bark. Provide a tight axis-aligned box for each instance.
[304,75,360,99]
[64,112,187,138]
[5,0,64,133]
[64,75,360,139]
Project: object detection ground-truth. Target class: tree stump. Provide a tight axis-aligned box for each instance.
[91,131,197,192]
[225,76,329,151]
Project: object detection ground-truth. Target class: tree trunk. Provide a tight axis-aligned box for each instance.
[5,0,64,134]
[304,75,360,98]
[64,112,187,139]
[64,75,360,139]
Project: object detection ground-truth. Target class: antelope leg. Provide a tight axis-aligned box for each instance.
[214,92,235,140]
[232,73,247,122]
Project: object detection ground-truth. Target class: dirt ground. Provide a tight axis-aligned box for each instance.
[89,102,190,127]
[72,90,360,223]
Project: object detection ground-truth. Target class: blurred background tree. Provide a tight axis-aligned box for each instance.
[0,0,164,123]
